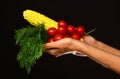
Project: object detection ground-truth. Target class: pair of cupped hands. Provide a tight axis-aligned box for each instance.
[43,35,96,57]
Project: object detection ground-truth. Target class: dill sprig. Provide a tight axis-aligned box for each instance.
[14,24,48,74]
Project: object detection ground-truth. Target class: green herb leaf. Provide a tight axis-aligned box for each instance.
[14,24,48,74]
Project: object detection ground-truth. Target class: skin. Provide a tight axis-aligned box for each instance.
[43,35,120,74]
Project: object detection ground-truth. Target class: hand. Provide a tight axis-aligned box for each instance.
[44,38,80,57]
[66,35,97,57]
[43,35,97,57]
[82,35,97,47]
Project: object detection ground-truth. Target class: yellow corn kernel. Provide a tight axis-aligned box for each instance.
[23,9,58,30]
[80,38,84,42]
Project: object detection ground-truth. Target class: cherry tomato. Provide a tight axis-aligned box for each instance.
[57,26,66,35]
[48,37,55,42]
[47,27,57,36]
[64,34,70,38]
[76,26,85,35]
[67,25,75,35]
[72,33,81,40]
[58,20,67,28]
[54,34,63,41]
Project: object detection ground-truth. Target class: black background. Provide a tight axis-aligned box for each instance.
[1,0,120,79]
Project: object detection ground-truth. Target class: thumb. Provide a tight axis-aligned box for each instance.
[82,35,96,45]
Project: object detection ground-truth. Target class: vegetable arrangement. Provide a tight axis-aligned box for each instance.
[47,20,86,42]
[15,9,96,74]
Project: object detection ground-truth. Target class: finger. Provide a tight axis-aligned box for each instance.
[83,35,94,40]
[45,49,60,56]
[43,41,60,50]
[44,38,71,49]
[45,48,68,57]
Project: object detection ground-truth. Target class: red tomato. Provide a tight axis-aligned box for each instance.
[47,27,57,36]
[58,20,67,28]
[64,34,70,38]
[72,33,81,40]
[57,26,66,35]
[54,34,63,41]
[48,37,55,42]
[67,25,75,35]
[76,26,85,35]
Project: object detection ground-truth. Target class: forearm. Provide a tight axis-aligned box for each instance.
[74,41,120,74]
[83,35,120,56]
[95,41,120,56]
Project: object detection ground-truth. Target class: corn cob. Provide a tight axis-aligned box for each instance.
[23,9,58,30]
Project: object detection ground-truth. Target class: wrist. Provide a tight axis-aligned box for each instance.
[94,40,103,49]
